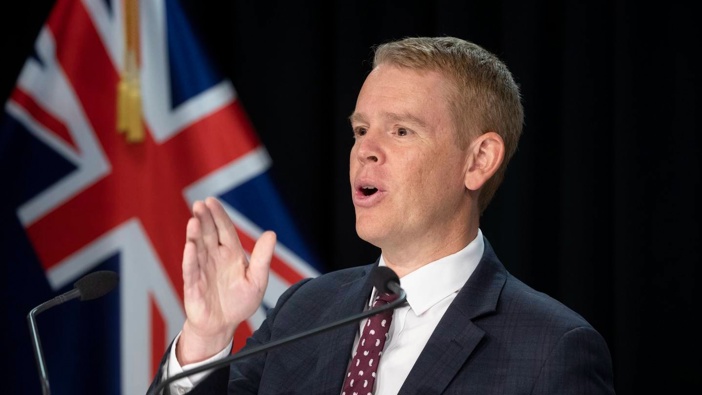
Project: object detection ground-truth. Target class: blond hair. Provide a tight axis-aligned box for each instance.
[373,36,524,213]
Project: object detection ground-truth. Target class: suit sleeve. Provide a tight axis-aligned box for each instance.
[146,341,173,395]
[531,326,616,395]
[183,277,314,394]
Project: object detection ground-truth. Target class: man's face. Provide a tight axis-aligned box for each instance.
[349,64,473,254]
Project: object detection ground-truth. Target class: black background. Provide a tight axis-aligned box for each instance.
[1,1,699,394]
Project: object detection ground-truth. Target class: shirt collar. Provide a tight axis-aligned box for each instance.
[375,229,484,316]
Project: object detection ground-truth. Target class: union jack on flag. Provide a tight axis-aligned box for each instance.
[0,0,320,393]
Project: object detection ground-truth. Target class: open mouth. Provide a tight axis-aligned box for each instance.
[360,186,378,196]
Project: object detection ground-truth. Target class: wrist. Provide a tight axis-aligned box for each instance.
[176,321,235,365]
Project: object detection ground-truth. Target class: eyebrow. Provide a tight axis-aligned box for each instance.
[348,112,428,128]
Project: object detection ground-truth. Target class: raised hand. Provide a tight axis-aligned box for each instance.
[176,197,276,364]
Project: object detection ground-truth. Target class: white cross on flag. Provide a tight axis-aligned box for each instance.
[0,0,320,393]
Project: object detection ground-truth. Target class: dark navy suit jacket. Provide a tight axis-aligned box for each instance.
[150,238,615,394]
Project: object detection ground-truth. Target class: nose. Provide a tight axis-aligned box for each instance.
[355,131,382,164]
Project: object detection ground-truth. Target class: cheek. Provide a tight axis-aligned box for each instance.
[349,147,358,173]
[414,154,465,196]
[398,155,434,200]
[416,154,445,183]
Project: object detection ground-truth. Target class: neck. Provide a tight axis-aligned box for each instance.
[381,226,479,278]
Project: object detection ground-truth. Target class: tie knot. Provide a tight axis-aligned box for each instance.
[375,292,398,304]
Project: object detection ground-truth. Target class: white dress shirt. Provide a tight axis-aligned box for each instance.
[352,230,483,395]
[167,230,484,394]
[166,332,231,394]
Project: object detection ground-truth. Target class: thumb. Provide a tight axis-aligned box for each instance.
[249,230,276,287]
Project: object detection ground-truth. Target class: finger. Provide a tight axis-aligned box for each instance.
[205,197,243,252]
[185,212,205,253]
[193,200,219,250]
[182,238,199,293]
[183,217,203,288]
[249,231,276,290]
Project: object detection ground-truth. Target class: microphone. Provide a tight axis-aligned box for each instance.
[27,270,119,395]
[371,265,403,296]
[149,266,406,395]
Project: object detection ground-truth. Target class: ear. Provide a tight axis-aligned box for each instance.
[464,132,505,191]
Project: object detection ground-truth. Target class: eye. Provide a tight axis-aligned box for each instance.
[353,127,367,138]
[397,128,409,137]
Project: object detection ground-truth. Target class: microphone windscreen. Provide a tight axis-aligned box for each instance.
[74,270,119,301]
[371,266,400,294]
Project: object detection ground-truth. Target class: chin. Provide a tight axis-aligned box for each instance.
[355,223,384,248]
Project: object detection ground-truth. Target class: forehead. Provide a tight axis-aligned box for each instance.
[351,64,455,125]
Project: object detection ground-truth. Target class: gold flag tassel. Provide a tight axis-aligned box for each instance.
[116,0,144,143]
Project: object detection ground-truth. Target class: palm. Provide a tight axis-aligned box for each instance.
[185,242,265,335]
[179,197,275,361]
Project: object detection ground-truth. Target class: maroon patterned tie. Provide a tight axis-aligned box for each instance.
[341,292,398,395]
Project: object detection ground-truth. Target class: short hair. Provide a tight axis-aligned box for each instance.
[373,36,524,213]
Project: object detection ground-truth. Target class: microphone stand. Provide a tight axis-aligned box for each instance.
[150,285,407,395]
[27,288,82,395]
[26,270,119,395]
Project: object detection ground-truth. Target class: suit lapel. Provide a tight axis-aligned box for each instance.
[315,263,377,393]
[399,239,507,394]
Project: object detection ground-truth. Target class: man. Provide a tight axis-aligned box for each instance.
[149,36,615,394]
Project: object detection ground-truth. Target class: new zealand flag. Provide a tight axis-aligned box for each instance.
[0,0,320,393]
